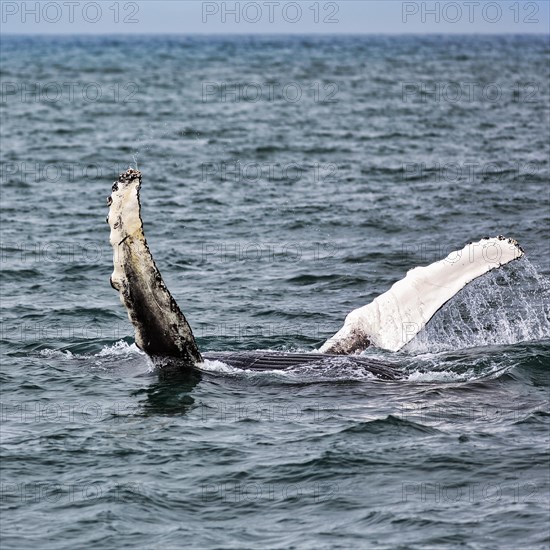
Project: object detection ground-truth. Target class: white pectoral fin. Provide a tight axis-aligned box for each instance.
[320,237,524,353]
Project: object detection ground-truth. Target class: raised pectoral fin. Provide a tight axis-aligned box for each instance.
[320,237,524,354]
[107,169,202,364]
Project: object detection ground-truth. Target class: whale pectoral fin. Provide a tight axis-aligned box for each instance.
[319,237,524,354]
[107,169,202,365]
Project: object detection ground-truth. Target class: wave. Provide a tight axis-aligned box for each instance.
[39,340,145,360]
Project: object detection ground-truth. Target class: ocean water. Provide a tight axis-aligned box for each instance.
[1,35,549,549]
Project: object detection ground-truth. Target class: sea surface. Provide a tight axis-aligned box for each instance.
[1,35,549,549]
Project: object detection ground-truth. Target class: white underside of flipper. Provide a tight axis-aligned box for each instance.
[108,169,202,364]
[319,237,524,353]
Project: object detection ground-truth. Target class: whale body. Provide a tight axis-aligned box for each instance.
[107,169,523,375]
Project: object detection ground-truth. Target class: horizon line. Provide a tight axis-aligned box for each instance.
[2,31,549,36]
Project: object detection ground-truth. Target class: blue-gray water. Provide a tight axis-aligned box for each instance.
[1,35,549,549]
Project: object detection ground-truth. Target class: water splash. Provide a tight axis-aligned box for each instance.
[404,259,550,354]
[39,348,74,359]
[96,340,144,357]
[39,340,144,360]
[199,356,381,383]
[201,359,241,374]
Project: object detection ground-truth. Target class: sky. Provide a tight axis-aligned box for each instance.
[1,0,549,34]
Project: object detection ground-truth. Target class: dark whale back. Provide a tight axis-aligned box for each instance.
[203,351,401,380]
